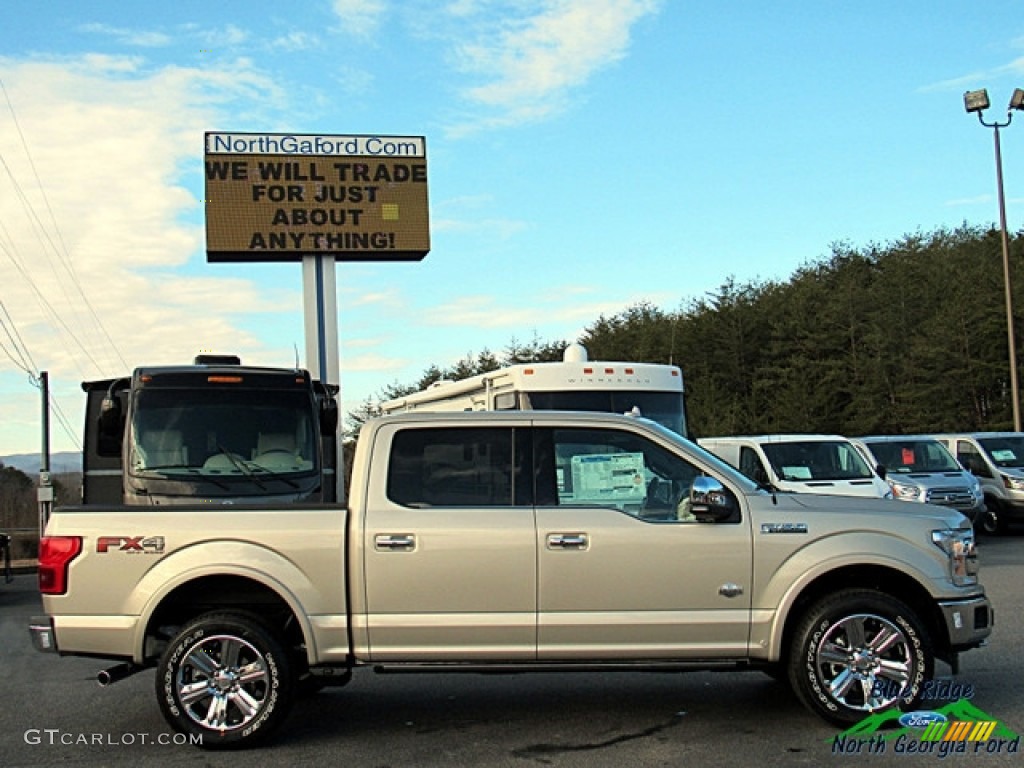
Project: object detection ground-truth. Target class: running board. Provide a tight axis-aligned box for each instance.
[373,660,752,675]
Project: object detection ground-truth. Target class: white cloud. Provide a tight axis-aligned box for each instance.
[271,31,322,51]
[332,0,389,38]
[197,24,250,47]
[449,0,661,134]
[342,351,410,372]
[79,23,173,48]
[0,54,294,452]
[921,56,1024,93]
[432,216,527,239]
[422,288,668,332]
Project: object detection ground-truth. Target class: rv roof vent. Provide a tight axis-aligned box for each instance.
[194,354,241,366]
[563,343,588,363]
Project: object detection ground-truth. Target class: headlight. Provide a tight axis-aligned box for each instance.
[932,529,978,586]
[888,479,921,501]
[1000,473,1024,491]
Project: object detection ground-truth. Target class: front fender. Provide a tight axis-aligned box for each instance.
[751,530,950,660]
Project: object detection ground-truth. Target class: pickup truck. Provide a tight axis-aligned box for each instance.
[30,411,992,749]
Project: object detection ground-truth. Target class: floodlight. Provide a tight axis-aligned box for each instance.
[1010,88,1024,111]
[964,89,990,113]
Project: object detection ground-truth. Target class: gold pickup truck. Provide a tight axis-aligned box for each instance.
[30,411,992,749]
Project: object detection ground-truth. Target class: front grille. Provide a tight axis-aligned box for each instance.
[925,486,976,509]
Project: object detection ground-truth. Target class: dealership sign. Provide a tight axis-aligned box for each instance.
[204,132,429,262]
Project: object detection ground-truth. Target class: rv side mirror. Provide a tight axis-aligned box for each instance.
[689,476,737,523]
[99,395,120,429]
[97,395,124,457]
[319,397,339,437]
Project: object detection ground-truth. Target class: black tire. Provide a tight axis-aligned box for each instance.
[978,499,1007,536]
[979,508,1001,536]
[787,590,933,726]
[156,611,293,749]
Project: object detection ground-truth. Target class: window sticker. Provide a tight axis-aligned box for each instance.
[782,465,812,480]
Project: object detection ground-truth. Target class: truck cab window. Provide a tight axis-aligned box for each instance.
[387,427,524,507]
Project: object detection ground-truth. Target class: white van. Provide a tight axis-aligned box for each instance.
[697,434,892,499]
[850,436,985,527]
[930,432,1024,535]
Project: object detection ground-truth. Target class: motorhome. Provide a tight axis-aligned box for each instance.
[697,434,891,499]
[382,343,688,436]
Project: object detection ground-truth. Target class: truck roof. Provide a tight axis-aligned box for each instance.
[370,408,677,431]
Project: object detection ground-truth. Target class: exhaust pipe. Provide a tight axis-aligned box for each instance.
[97,662,143,687]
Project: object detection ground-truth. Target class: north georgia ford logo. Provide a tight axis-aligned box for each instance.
[900,711,948,729]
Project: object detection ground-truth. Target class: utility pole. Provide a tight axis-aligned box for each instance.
[38,370,53,537]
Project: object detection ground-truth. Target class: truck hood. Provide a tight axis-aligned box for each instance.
[771,491,970,529]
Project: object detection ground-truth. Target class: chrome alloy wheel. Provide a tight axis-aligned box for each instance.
[813,612,913,711]
[176,634,271,732]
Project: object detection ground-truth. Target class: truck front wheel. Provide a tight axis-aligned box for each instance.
[788,590,933,726]
[156,611,294,749]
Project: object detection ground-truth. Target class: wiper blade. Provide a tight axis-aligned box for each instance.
[248,463,301,489]
[216,446,268,491]
[135,464,232,491]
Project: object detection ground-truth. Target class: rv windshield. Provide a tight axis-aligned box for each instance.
[129,388,317,478]
[761,440,874,482]
[977,436,1024,469]
[524,391,686,436]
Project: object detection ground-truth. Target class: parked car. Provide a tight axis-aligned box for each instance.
[697,434,892,499]
[931,432,1024,535]
[850,436,985,528]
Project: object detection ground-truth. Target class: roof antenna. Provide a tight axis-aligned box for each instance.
[293,343,300,371]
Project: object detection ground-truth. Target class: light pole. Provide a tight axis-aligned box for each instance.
[964,88,1024,431]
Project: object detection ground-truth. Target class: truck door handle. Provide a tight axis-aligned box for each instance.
[375,534,416,551]
[547,533,588,549]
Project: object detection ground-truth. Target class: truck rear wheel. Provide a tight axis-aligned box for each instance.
[156,611,293,749]
[788,590,933,726]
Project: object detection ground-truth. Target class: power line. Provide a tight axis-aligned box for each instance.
[0,302,81,451]
[0,299,37,376]
[0,78,128,375]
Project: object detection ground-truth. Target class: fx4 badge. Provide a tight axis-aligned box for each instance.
[97,536,166,554]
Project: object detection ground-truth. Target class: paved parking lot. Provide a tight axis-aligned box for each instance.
[1,531,1021,767]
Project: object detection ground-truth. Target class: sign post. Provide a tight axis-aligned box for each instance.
[203,132,430,501]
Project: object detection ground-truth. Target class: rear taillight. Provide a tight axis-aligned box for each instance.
[38,536,82,595]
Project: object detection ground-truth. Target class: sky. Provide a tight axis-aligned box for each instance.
[1,0,1024,458]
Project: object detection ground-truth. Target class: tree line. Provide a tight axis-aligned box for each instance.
[348,224,1024,440]
[0,465,79,560]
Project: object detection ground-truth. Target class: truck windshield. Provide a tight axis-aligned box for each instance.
[524,391,686,436]
[129,388,317,479]
[977,436,1024,468]
[865,440,961,473]
[761,440,874,482]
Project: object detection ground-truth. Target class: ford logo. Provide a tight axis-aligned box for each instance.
[899,711,948,728]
